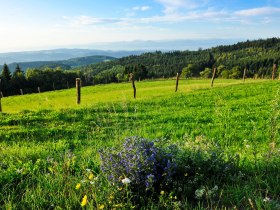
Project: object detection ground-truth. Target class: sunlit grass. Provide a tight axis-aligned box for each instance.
[1,79,265,113]
[0,79,279,209]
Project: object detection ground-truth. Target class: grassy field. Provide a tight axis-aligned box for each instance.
[0,79,279,209]
[2,79,243,113]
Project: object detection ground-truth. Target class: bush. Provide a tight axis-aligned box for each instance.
[99,136,241,205]
[99,137,177,194]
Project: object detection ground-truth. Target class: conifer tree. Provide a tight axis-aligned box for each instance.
[1,63,11,81]
[12,64,25,80]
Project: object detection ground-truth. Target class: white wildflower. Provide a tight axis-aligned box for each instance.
[195,187,205,199]
[121,177,131,184]
[213,185,218,191]
[16,169,23,174]
[263,197,271,202]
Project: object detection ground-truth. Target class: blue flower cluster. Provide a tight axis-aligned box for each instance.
[99,137,177,192]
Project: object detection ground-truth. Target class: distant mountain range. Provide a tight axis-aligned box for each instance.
[0,39,245,72]
[0,39,244,63]
[0,55,117,72]
[0,49,144,65]
[84,39,243,51]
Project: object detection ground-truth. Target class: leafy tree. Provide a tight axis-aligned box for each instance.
[220,70,230,79]
[217,65,227,76]
[229,66,242,79]
[181,64,195,78]
[200,67,212,78]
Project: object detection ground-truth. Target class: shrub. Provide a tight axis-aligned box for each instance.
[99,137,177,194]
[99,136,241,205]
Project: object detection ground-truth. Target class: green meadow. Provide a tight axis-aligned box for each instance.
[0,79,279,209]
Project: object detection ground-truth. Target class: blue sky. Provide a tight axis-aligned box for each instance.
[1,0,280,52]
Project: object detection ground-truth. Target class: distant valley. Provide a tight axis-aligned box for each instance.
[0,48,144,68]
[0,55,117,72]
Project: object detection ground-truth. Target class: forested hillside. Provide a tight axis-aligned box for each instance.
[79,37,280,84]
[1,38,280,96]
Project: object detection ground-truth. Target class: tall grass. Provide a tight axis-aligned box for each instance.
[0,79,279,209]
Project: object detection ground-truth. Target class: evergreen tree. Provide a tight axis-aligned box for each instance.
[1,63,11,81]
[12,64,25,80]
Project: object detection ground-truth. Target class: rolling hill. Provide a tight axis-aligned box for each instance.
[0,48,144,65]
[0,55,116,72]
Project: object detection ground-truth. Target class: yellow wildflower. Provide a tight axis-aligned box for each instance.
[160,191,165,195]
[89,173,94,180]
[81,195,88,207]
[99,204,105,209]
[113,204,123,208]
[75,183,81,190]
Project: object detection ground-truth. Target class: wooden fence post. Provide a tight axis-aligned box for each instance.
[0,79,2,98]
[0,95,2,113]
[130,73,136,99]
[211,67,217,87]
[76,78,81,104]
[175,72,179,92]
[272,64,276,80]
[20,89,23,95]
[243,68,247,82]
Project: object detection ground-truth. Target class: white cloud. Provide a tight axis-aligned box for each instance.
[132,6,151,11]
[235,7,280,17]
[62,11,227,28]
[63,15,122,26]
[62,5,280,28]
[155,0,208,14]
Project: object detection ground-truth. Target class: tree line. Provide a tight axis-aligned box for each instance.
[0,64,83,96]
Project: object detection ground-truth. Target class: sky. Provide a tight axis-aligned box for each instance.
[1,0,280,52]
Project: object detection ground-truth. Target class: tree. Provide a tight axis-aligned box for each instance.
[200,67,212,78]
[229,66,242,79]
[124,64,148,81]
[181,64,195,78]
[1,64,12,95]
[12,64,25,80]
[1,64,11,81]
[11,64,26,94]
[220,70,230,79]
[217,65,226,77]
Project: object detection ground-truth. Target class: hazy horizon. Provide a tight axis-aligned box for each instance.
[1,0,280,53]
[0,38,248,54]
